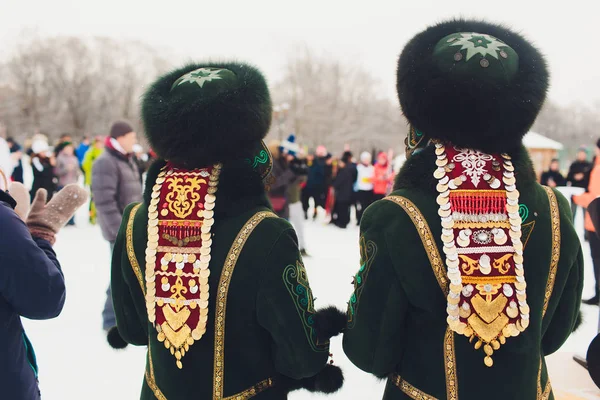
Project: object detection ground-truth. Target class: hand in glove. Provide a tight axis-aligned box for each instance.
[27,185,88,245]
[8,182,32,220]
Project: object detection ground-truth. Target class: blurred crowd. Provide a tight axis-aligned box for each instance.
[0,130,157,225]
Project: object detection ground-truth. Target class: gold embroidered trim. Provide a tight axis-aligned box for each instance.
[542,186,560,317]
[213,211,277,400]
[223,378,275,400]
[391,373,438,400]
[385,196,448,295]
[536,358,552,399]
[444,328,458,400]
[145,343,167,400]
[126,203,145,294]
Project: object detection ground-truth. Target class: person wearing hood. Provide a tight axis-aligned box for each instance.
[372,151,394,201]
[91,121,143,342]
[343,20,583,399]
[110,62,345,399]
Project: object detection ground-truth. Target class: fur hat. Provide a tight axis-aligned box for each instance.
[142,62,272,168]
[397,19,549,153]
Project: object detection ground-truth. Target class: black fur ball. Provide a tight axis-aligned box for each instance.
[142,62,272,168]
[397,19,549,153]
[106,326,128,349]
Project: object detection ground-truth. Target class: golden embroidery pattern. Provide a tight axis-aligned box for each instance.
[445,328,458,400]
[391,373,438,400]
[223,378,275,400]
[126,203,144,293]
[213,211,277,400]
[542,187,560,317]
[145,343,167,400]
[165,176,206,219]
[384,196,448,295]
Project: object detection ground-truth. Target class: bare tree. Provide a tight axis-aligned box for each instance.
[270,48,405,154]
[0,33,170,142]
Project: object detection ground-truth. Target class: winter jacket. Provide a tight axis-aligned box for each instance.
[92,145,142,242]
[112,160,331,399]
[373,163,393,195]
[306,157,332,190]
[30,156,56,201]
[540,170,566,187]
[55,153,80,188]
[343,146,583,400]
[75,143,90,165]
[82,146,104,187]
[0,190,65,400]
[574,157,600,232]
[268,157,295,219]
[567,160,592,189]
[356,164,375,191]
[287,158,308,204]
[10,142,24,184]
[334,163,358,202]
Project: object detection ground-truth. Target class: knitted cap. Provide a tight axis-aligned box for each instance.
[110,121,134,139]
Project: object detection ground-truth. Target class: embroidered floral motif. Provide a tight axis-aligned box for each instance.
[452,148,493,187]
[283,261,328,352]
[347,236,377,329]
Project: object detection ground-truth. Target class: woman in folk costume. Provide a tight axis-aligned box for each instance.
[343,20,583,399]
[111,62,345,400]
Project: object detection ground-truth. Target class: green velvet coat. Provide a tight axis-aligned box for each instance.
[111,161,330,400]
[343,147,584,400]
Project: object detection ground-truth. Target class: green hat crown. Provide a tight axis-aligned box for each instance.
[433,32,519,83]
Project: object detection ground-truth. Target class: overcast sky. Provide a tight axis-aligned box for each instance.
[0,0,597,107]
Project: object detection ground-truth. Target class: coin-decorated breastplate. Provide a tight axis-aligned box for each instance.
[145,162,222,369]
[433,144,528,367]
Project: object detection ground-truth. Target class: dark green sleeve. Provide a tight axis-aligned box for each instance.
[111,203,148,346]
[542,247,584,355]
[343,202,408,376]
[256,228,329,380]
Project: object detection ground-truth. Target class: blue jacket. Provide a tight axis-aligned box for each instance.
[0,190,66,400]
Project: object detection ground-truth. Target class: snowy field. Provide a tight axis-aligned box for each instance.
[22,200,600,400]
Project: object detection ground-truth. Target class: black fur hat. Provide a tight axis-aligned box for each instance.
[142,62,272,168]
[397,19,549,153]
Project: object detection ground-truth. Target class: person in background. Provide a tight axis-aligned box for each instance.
[355,151,375,224]
[75,136,91,167]
[30,139,56,201]
[267,140,295,220]
[283,135,310,255]
[574,139,600,305]
[0,181,87,400]
[302,145,332,220]
[567,147,592,220]
[332,151,357,229]
[540,158,566,187]
[372,151,393,201]
[55,142,81,226]
[82,136,105,224]
[0,136,13,183]
[6,138,24,184]
[91,121,142,344]
[55,134,72,157]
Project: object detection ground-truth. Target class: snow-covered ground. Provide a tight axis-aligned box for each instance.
[22,202,600,400]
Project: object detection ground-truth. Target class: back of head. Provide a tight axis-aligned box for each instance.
[397,19,549,154]
[142,62,272,168]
